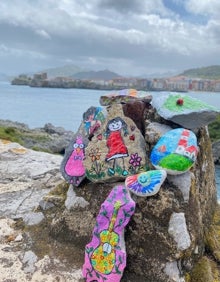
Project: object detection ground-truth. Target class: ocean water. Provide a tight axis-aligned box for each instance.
[0,81,220,198]
[216,165,220,201]
[1,81,220,131]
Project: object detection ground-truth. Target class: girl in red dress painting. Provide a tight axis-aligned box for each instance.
[105,117,129,176]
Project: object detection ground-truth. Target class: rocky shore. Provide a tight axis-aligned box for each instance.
[0,119,74,154]
[1,118,220,163]
[0,105,220,281]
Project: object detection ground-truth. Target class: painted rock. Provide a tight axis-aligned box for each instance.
[83,106,106,140]
[125,170,167,197]
[99,88,152,106]
[60,135,87,186]
[84,104,148,183]
[60,106,106,186]
[150,128,199,175]
[151,93,220,129]
[82,185,136,282]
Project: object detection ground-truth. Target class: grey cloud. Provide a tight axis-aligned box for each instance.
[96,0,146,13]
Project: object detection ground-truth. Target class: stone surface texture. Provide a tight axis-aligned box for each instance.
[0,96,218,281]
[0,139,84,281]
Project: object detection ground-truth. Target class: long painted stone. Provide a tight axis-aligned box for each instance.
[84,104,148,183]
[60,106,106,186]
[82,185,136,282]
[99,88,152,106]
[125,170,167,197]
[151,93,220,129]
[150,128,198,175]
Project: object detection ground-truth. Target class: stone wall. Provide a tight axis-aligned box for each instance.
[49,107,217,281]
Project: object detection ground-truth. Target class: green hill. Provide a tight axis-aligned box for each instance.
[180,65,220,80]
[43,64,85,78]
[72,69,121,80]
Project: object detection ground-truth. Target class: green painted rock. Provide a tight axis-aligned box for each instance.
[152,93,220,129]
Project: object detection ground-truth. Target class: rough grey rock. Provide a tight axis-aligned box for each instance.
[167,172,192,202]
[0,139,63,218]
[212,140,220,163]
[0,119,74,154]
[168,212,191,251]
[0,101,218,281]
[22,211,45,226]
[0,140,83,281]
[65,185,89,210]
[164,261,185,282]
[21,250,38,273]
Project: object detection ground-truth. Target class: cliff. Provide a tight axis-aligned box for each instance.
[0,97,219,282]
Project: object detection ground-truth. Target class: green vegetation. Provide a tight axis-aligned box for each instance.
[0,125,53,152]
[208,114,220,142]
[0,126,24,144]
[181,65,220,80]
[185,256,220,282]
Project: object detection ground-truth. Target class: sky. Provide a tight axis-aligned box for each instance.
[0,0,220,77]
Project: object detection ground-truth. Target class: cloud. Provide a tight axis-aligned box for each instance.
[35,29,51,39]
[185,0,220,17]
[0,0,220,76]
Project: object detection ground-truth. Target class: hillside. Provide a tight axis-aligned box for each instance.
[180,65,220,80]
[72,69,121,80]
[43,64,85,78]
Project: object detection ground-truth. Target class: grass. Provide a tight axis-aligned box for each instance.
[0,126,24,144]
[0,125,53,152]
[208,114,220,142]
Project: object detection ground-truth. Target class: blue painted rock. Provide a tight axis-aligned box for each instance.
[150,128,199,175]
[152,93,220,129]
[100,88,152,106]
[125,170,167,197]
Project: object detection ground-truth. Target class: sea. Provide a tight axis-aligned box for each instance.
[0,81,220,199]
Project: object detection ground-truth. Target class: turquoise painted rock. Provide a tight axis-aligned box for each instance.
[150,128,199,175]
[82,185,136,282]
[99,88,152,106]
[125,170,167,197]
[83,106,106,139]
[152,93,220,129]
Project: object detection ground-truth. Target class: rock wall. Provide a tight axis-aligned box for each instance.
[0,93,218,281]
[49,107,217,281]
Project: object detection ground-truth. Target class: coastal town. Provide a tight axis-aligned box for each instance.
[12,71,220,92]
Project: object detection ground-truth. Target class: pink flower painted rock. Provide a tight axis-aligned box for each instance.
[82,185,136,282]
[125,170,167,197]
